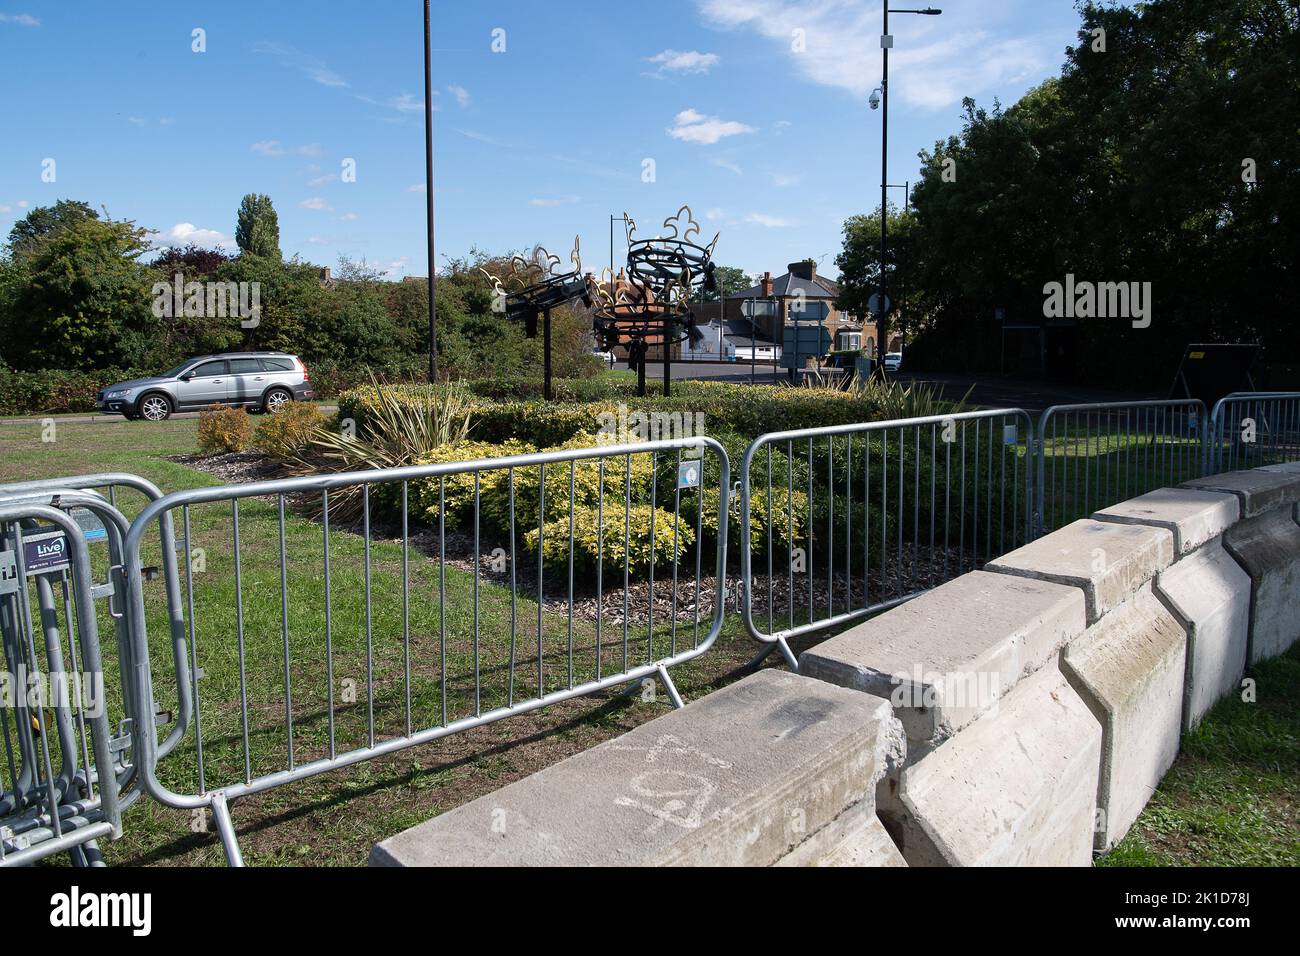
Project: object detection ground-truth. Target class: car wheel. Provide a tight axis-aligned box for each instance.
[263,388,293,414]
[138,393,173,422]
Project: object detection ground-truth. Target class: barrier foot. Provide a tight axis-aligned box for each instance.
[656,665,685,710]
[210,792,245,867]
[747,638,798,673]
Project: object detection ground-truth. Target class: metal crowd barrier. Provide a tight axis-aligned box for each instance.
[738,409,1036,668]
[0,474,194,763]
[1034,399,1207,536]
[121,437,729,866]
[1206,392,1300,475]
[1,501,124,866]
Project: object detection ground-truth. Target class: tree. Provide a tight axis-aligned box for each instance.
[235,193,281,260]
[150,243,230,278]
[6,200,99,263]
[6,216,156,370]
[844,0,1300,384]
[835,205,917,357]
[699,265,753,302]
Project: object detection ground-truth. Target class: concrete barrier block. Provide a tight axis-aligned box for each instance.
[1062,584,1186,851]
[775,801,907,867]
[370,669,904,867]
[895,663,1102,866]
[1223,508,1300,663]
[1259,463,1300,523]
[1182,468,1300,519]
[1156,540,1251,731]
[799,570,1086,747]
[986,519,1174,624]
[1094,487,1239,555]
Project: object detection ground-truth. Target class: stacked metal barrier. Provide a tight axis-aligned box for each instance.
[0,500,123,866]
[0,475,192,866]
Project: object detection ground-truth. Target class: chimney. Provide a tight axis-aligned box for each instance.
[319,266,332,286]
[761,271,773,298]
[788,260,816,281]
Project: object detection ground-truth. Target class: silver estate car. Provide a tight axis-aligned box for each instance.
[95,352,315,421]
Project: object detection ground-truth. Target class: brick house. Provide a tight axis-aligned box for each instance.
[724,260,901,357]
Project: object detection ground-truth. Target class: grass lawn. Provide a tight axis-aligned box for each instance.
[1100,645,1300,867]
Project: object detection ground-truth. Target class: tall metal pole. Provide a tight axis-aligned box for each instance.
[423,0,438,384]
[878,6,890,372]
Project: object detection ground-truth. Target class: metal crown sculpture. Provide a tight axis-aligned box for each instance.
[594,205,719,395]
[486,206,720,398]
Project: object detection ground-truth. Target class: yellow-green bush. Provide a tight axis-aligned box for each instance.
[692,485,809,554]
[197,404,252,454]
[252,402,328,459]
[526,504,695,572]
[411,439,533,524]
[488,433,656,531]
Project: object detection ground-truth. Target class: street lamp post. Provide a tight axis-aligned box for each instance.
[423,0,438,384]
[875,7,940,371]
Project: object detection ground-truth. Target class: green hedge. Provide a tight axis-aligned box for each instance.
[338,379,882,448]
[0,366,153,415]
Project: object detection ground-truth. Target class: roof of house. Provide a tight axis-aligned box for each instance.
[729,266,841,301]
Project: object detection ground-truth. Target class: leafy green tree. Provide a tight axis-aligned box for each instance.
[235,193,281,260]
[835,205,917,356]
[6,199,99,263]
[699,265,753,302]
[6,216,156,370]
[851,0,1299,383]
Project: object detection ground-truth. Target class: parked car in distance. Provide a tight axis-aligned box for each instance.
[95,352,315,421]
[884,352,903,372]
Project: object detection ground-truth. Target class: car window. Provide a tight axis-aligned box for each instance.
[229,359,263,374]
[261,358,295,372]
[191,361,227,378]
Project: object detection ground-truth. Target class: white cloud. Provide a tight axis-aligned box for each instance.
[159,117,176,125]
[447,84,471,108]
[745,212,793,228]
[307,236,332,246]
[407,184,427,194]
[705,207,725,221]
[307,173,338,188]
[529,196,579,207]
[0,13,39,26]
[770,172,800,187]
[378,257,410,277]
[698,0,1052,109]
[712,157,744,176]
[646,49,720,75]
[390,92,426,113]
[0,205,10,214]
[253,41,348,88]
[156,223,231,248]
[128,116,147,126]
[299,197,333,211]
[251,141,323,158]
[16,201,29,209]
[340,212,359,221]
[668,108,756,145]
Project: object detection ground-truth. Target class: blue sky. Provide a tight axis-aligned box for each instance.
[1,1,1088,282]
